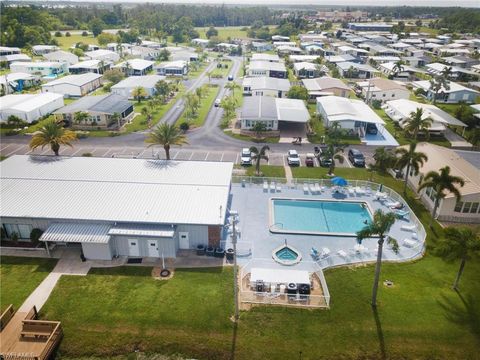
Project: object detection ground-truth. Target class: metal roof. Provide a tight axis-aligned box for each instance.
[275,98,309,123]
[242,76,291,92]
[317,96,385,125]
[108,224,175,238]
[247,61,286,72]
[0,93,63,112]
[1,156,233,226]
[55,93,132,115]
[241,96,277,121]
[42,73,101,87]
[39,223,111,243]
[302,77,350,92]
[114,59,154,71]
[111,75,166,90]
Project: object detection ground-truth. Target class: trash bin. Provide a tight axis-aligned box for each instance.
[226,248,234,261]
[196,244,206,256]
[214,247,225,258]
[241,179,246,188]
[206,246,215,257]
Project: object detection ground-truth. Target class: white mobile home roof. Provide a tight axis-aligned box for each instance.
[0,93,63,113]
[111,75,166,90]
[317,96,385,125]
[0,156,233,226]
[42,73,102,87]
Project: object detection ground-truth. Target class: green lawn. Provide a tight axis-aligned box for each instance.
[39,257,480,359]
[0,256,57,310]
[56,34,98,50]
[223,130,280,143]
[177,85,219,128]
[187,62,208,79]
[245,165,285,178]
[195,26,249,40]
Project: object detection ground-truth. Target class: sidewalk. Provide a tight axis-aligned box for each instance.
[18,248,91,312]
[444,128,472,148]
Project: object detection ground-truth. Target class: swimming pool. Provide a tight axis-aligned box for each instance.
[271,198,373,236]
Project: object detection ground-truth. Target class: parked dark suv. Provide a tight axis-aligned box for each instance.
[348,149,365,167]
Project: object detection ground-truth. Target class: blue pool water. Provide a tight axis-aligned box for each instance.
[272,199,372,235]
[275,246,299,260]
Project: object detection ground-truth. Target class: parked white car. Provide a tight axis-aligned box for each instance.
[240,148,252,166]
[287,150,300,166]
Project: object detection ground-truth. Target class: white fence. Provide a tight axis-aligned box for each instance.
[239,259,331,309]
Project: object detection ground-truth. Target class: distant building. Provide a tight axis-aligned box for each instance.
[9,61,68,77]
[84,49,120,63]
[55,93,134,129]
[239,96,309,131]
[356,78,410,103]
[32,45,59,55]
[302,77,351,100]
[412,80,479,104]
[242,77,291,98]
[43,50,79,66]
[0,46,21,61]
[336,61,379,79]
[348,23,393,32]
[69,60,111,75]
[251,53,280,63]
[113,59,155,76]
[41,73,102,98]
[251,42,273,52]
[155,60,188,76]
[111,75,166,99]
[0,93,64,123]
[293,62,324,79]
[246,61,287,79]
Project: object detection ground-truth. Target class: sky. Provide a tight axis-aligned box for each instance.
[20,0,480,7]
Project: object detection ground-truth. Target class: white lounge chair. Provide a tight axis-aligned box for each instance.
[263,180,268,192]
[385,201,401,208]
[270,181,276,192]
[355,187,366,195]
[303,183,309,194]
[403,238,416,248]
[314,183,321,193]
[401,224,416,232]
[337,250,348,259]
[321,247,331,258]
[276,184,282,192]
[375,191,387,200]
[309,183,316,194]
[348,187,355,196]
[354,244,368,254]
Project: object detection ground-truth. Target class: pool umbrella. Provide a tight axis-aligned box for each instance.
[379,184,383,192]
[331,176,348,186]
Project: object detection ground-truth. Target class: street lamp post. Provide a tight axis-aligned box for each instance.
[231,215,239,321]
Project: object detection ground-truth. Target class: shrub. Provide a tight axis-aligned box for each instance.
[54,31,62,37]
[30,228,43,245]
[414,88,426,96]
[372,100,382,109]
[82,31,89,37]
[65,32,71,37]
[0,227,6,241]
[220,117,230,129]
[179,122,190,131]
[11,232,19,244]
[108,132,120,137]
[82,152,93,157]
[75,131,89,139]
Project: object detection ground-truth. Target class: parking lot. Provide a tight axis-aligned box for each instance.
[0,143,375,168]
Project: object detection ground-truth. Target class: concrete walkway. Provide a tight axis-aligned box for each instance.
[18,248,91,312]
[284,165,293,186]
[444,128,472,148]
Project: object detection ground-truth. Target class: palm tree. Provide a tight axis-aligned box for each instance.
[372,147,395,173]
[429,75,450,104]
[418,166,465,227]
[124,61,132,76]
[435,226,480,290]
[145,123,188,160]
[111,112,121,129]
[346,65,356,78]
[206,71,213,84]
[441,66,453,80]
[321,144,344,176]
[357,210,397,308]
[220,96,238,119]
[73,111,89,126]
[29,119,77,156]
[395,142,428,195]
[249,145,270,176]
[141,107,152,125]
[225,81,240,96]
[132,86,148,103]
[404,108,433,140]
[392,60,405,77]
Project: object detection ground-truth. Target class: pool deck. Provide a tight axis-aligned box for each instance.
[224,182,425,273]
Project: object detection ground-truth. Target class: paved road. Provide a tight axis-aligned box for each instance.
[1,54,382,165]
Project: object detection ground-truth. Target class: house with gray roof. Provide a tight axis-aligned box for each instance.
[68,60,111,75]
[239,96,309,131]
[246,61,287,79]
[41,73,102,98]
[242,76,291,98]
[54,93,133,129]
[336,61,379,79]
[43,50,79,66]
[113,59,155,76]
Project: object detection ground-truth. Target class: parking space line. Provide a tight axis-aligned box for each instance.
[235,153,239,164]
[188,152,194,160]
[282,155,286,167]
[137,149,147,158]
[173,151,180,159]
[5,145,25,157]
[40,148,52,155]
[71,148,83,157]
[204,152,209,161]
[344,155,352,168]
[220,152,224,162]
[0,144,12,152]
